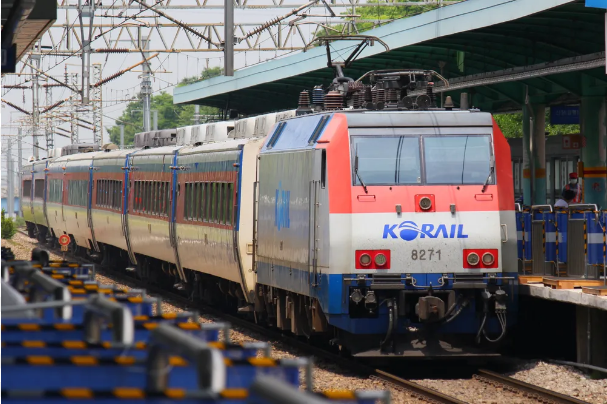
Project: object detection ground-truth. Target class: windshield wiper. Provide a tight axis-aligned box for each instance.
[354,152,368,194]
[481,165,494,193]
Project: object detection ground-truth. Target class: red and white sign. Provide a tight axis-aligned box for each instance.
[562,134,585,150]
[58,234,71,246]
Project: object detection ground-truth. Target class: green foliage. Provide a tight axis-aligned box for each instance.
[1,209,16,240]
[177,66,223,87]
[319,0,443,37]
[14,216,25,228]
[107,67,223,146]
[494,110,580,139]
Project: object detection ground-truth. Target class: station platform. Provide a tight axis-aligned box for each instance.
[519,278,607,311]
[518,277,607,371]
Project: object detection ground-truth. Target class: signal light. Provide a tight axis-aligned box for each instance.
[419,196,432,210]
[355,250,391,269]
[463,249,498,269]
[374,253,387,266]
[467,252,480,266]
[359,253,372,267]
[482,252,495,265]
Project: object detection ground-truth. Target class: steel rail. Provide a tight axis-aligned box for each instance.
[476,369,590,404]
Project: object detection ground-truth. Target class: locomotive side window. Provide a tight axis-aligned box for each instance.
[185,183,192,220]
[226,183,233,225]
[34,179,45,199]
[68,180,88,207]
[48,180,63,203]
[424,136,492,185]
[23,180,32,198]
[165,182,171,217]
[218,183,224,224]
[95,180,122,210]
[206,183,212,222]
[352,136,421,185]
[197,182,207,221]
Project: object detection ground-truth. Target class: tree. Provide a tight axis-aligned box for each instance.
[1,209,16,239]
[494,110,580,139]
[176,66,222,87]
[106,67,223,146]
[318,0,446,37]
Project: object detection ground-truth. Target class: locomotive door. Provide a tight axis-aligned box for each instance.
[308,148,325,290]
[309,179,320,289]
[60,162,66,224]
[169,150,186,283]
[28,167,35,217]
[42,160,51,232]
[87,157,100,252]
[122,154,137,265]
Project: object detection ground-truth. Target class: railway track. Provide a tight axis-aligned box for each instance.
[474,369,590,404]
[17,231,590,404]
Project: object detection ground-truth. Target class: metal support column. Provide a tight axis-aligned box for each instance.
[92,63,103,145]
[532,103,546,204]
[17,127,23,216]
[580,96,607,207]
[119,125,125,149]
[44,78,54,151]
[70,73,79,144]
[78,0,95,105]
[31,54,40,159]
[6,139,14,218]
[224,0,234,76]
[522,104,532,205]
[139,26,152,132]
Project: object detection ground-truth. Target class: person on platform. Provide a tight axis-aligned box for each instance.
[555,189,576,208]
[562,172,582,203]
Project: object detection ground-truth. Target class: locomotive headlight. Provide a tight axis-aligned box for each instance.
[467,252,480,266]
[482,252,495,265]
[359,253,372,267]
[374,253,387,266]
[419,196,432,210]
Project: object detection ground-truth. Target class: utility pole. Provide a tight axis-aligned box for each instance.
[139,25,152,132]
[78,0,95,104]
[6,139,14,218]
[119,125,125,149]
[152,110,158,130]
[71,72,79,143]
[44,77,54,151]
[92,63,103,145]
[31,54,41,158]
[194,105,200,125]
[224,0,234,76]
[17,127,23,216]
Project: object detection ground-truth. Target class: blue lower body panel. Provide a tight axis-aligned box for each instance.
[257,260,518,337]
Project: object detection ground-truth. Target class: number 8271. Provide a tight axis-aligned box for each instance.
[411,249,441,260]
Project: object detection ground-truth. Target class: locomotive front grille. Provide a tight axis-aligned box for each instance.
[453,273,488,289]
[370,274,404,290]
[454,274,484,281]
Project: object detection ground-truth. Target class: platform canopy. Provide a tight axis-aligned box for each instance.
[1,0,57,73]
[174,0,607,115]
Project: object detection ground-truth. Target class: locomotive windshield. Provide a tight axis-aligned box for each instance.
[352,135,493,186]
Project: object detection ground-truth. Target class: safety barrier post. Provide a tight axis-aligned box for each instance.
[568,204,599,279]
[531,205,553,275]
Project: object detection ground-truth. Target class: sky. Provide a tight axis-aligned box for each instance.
[2,0,374,178]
